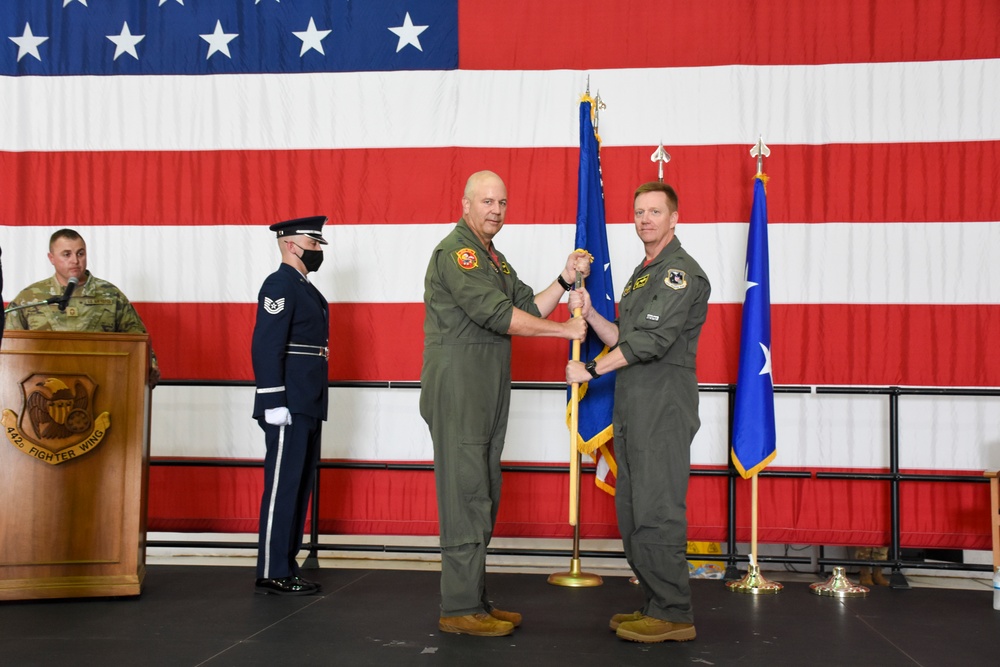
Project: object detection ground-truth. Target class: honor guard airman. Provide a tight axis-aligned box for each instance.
[252,216,330,596]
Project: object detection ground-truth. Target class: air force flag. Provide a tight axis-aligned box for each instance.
[731,174,777,478]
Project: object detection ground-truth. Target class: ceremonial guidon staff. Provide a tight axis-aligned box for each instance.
[251,215,330,597]
[551,86,606,590]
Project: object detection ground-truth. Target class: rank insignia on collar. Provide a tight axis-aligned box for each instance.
[456,247,479,270]
[665,269,688,290]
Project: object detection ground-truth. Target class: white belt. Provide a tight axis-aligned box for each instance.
[286,343,329,360]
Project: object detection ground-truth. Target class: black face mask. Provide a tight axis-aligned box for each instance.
[294,245,324,273]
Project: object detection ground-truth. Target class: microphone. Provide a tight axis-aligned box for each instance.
[58,276,79,312]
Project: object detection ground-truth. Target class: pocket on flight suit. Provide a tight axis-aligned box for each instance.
[457,438,491,499]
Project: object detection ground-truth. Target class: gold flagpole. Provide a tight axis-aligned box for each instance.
[569,281,582,527]
[727,138,781,594]
[549,86,605,588]
[726,454,781,594]
[549,270,601,587]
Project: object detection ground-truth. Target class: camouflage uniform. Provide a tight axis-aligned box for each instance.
[613,236,710,624]
[1,245,5,344]
[4,271,157,368]
[420,218,540,617]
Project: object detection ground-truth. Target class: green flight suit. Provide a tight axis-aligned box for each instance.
[613,236,710,624]
[420,219,541,616]
[5,271,158,370]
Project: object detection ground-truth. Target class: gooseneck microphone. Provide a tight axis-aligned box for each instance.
[58,276,79,312]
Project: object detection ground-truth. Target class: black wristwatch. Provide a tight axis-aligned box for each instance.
[584,360,600,378]
[557,273,573,291]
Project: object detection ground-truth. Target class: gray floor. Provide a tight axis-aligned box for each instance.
[1,564,997,666]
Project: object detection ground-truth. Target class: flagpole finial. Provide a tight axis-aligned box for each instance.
[750,136,770,176]
[585,75,590,97]
[593,90,606,134]
[650,144,671,183]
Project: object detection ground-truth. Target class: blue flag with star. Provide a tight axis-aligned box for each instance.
[732,174,776,478]
[569,96,617,494]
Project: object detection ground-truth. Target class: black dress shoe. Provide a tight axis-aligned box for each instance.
[291,575,322,590]
[254,576,318,596]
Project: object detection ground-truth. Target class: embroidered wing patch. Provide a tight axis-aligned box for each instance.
[665,269,688,290]
[263,297,285,314]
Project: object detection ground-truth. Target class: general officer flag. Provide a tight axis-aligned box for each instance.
[571,96,617,494]
[732,174,777,478]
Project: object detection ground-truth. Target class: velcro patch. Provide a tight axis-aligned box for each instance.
[646,313,660,321]
[665,269,688,290]
[456,247,479,270]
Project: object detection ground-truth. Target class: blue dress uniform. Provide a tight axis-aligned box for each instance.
[251,217,329,594]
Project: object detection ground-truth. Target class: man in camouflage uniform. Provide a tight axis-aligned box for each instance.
[421,170,589,637]
[567,182,711,644]
[1,245,5,345]
[4,228,158,383]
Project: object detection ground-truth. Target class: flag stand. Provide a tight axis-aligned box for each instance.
[547,497,603,587]
[810,567,869,598]
[729,144,780,594]
[549,272,602,588]
[727,474,782,594]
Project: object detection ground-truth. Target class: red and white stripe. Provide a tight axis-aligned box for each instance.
[3,0,998,547]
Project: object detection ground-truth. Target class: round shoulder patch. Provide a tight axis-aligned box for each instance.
[665,268,688,290]
[455,247,479,270]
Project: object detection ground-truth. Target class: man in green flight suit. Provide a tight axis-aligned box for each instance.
[4,228,159,385]
[421,170,590,637]
[567,181,711,644]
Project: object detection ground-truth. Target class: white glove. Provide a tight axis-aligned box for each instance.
[264,407,292,426]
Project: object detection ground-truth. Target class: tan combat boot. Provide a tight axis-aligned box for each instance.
[438,613,515,637]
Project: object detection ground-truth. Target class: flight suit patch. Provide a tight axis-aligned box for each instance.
[456,248,479,270]
[633,274,650,290]
[500,261,511,274]
[622,282,632,297]
[665,269,688,290]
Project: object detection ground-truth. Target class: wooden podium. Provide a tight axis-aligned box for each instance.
[0,331,151,600]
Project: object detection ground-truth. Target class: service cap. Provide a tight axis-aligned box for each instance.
[269,216,328,245]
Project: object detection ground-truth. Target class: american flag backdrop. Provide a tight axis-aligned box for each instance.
[2,1,999,548]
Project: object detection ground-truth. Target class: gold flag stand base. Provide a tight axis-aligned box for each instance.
[726,564,783,594]
[548,558,603,587]
[809,566,869,598]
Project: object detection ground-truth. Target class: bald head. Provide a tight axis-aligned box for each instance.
[462,171,508,246]
[464,171,505,200]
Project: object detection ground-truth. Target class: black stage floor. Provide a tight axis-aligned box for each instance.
[1,565,996,666]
